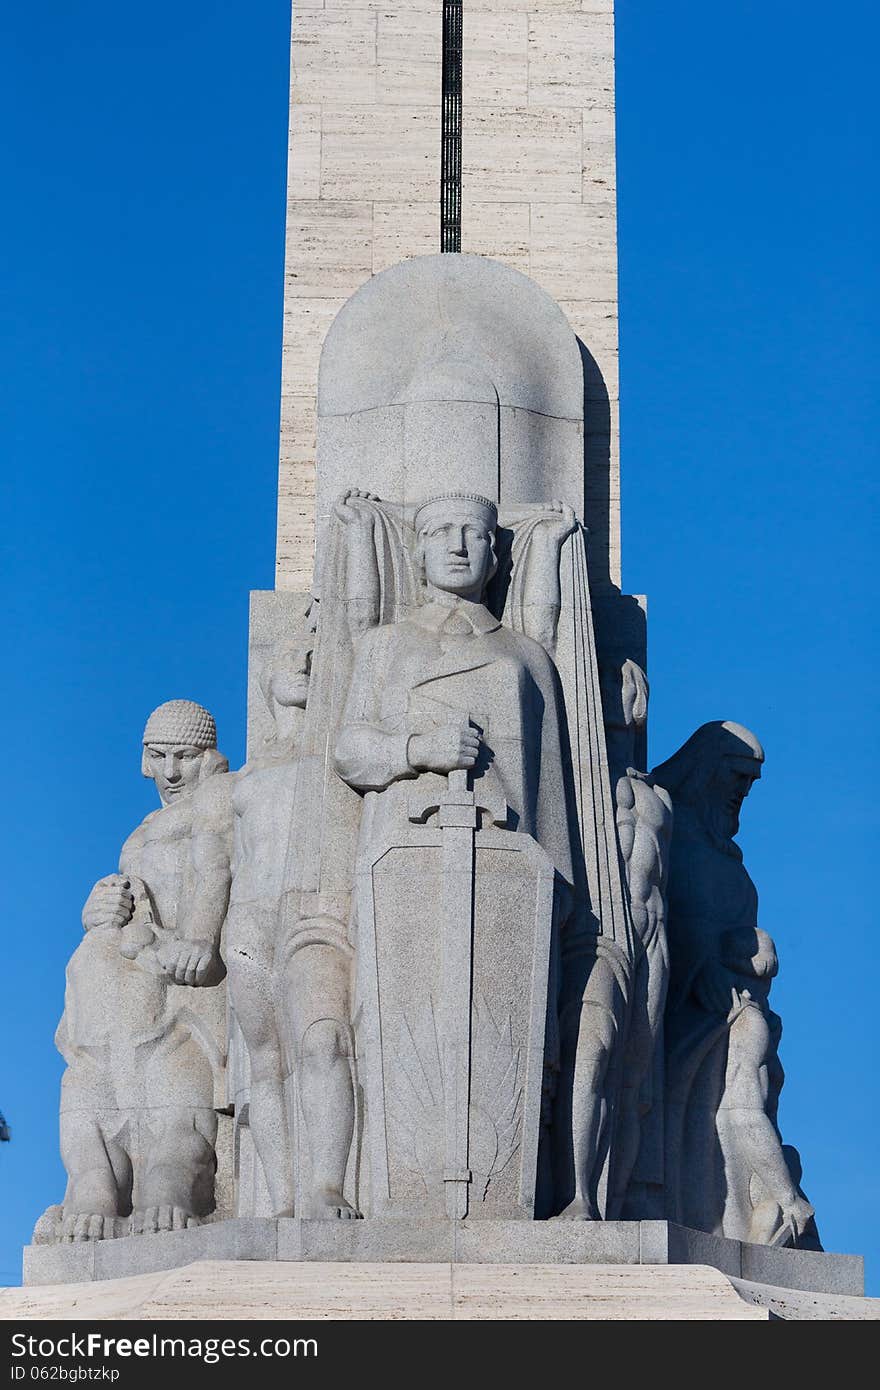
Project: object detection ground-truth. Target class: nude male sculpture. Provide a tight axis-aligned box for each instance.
[168,635,359,1219]
[36,701,229,1243]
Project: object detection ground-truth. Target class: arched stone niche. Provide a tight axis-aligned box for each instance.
[314,253,588,583]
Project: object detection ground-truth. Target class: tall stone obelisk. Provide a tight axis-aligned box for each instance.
[276,1,619,599]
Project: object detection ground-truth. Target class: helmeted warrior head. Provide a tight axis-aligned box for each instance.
[142,699,217,750]
[141,699,227,803]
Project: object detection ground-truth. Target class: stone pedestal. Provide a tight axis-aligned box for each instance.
[7,1257,880,1321]
[3,1261,771,1321]
[22,1219,864,1300]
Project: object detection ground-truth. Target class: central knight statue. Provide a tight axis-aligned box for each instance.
[334,490,576,1217]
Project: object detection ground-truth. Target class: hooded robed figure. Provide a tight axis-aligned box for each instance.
[656,721,818,1248]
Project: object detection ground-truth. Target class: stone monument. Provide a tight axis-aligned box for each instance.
[18,1,874,1320]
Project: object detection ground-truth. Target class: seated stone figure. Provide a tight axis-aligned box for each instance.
[656,721,818,1248]
[35,701,230,1244]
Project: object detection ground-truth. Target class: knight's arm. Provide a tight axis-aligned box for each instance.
[334,628,417,792]
[332,489,388,637]
[504,505,576,653]
[522,555,563,654]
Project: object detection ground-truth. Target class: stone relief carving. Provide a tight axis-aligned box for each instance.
[35,256,822,1256]
[37,529,819,1248]
[385,994,523,1206]
[334,491,576,1218]
[35,701,230,1244]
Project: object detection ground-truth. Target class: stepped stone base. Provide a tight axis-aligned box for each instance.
[6,1260,880,1321]
[21,1219,863,1298]
[3,1261,770,1321]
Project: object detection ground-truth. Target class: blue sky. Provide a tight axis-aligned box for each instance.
[1,2,877,1293]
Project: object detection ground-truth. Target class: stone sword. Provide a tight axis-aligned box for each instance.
[408,723,507,1220]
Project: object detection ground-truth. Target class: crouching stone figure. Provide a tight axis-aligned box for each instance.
[34,700,230,1243]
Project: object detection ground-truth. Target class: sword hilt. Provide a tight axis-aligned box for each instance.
[447,767,470,795]
[408,764,507,828]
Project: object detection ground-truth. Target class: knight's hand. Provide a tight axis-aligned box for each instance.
[408,723,482,774]
[156,937,222,987]
[541,500,577,543]
[333,488,380,526]
[82,876,134,932]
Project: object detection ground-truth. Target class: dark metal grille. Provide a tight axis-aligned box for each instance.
[440,0,463,252]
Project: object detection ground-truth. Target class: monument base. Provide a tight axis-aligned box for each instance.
[2,1260,770,1321]
[6,1259,880,1321]
[22,1219,863,1299]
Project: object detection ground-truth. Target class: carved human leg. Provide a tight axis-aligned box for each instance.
[557,954,623,1220]
[719,1002,814,1245]
[611,921,670,1219]
[610,950,653,1215]
[58,1109,132,1241]
[226,905,295,1218]
[132,1108,216,1234]
[280,937,359,1220]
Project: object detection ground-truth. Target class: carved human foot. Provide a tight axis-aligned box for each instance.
[130,1205,199,1235]
[555,1195,600,1221]
[59,1212,122,1243]
[311,1190,362,1221]
[31,1204,63,1245]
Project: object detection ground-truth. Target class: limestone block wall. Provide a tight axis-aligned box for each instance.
[277,0,619,593]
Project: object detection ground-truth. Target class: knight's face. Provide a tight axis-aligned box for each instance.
[419,503,496,599]
[710,755,761,835]
[144,743,206,806]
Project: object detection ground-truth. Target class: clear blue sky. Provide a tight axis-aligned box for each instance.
[1,2,877,1293]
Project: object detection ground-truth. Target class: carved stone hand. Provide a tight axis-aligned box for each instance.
[538,500,577,546]
[155,936,223,987]
[333,487,381,527]
[81,875,134,932]
[408,722,481,774]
